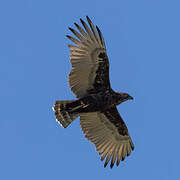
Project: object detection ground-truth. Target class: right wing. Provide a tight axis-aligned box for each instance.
[67,16,111,98]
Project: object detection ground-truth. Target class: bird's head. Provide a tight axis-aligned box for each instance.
[116,92,133,104]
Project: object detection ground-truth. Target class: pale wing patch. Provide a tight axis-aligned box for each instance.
[80,112,134,168]
[67,16,107,98]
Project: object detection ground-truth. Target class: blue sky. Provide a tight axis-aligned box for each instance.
[1,0,180,179]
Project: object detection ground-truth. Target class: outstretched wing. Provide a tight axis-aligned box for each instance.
[67,16,111,98]
[80,106,134,168]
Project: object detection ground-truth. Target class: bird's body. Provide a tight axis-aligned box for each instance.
[53,16,134,168]
[66,90,132,114]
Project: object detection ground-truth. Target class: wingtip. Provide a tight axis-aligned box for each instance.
[96,25,101,36]
[68,27,75,33]
[66,35,71,40]
[86,16,93,27]
[110,162,114,169]
[80,18,85,25]
[96,25,100,31]
[74,23,80,30]
[127,151,131,157]
[104,163,108,168]
[131,143,135,151]
[116,160,120,167]
[86,15,90,21]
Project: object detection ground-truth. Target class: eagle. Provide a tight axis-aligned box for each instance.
[53,16,134,168]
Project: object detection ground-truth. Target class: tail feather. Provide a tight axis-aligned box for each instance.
[53,100,79,128]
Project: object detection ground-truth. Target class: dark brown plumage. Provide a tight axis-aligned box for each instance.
[53,16,134,168]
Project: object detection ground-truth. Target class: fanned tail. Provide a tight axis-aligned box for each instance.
[53,100,79,128]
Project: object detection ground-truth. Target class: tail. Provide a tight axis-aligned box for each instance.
[53,100,80,128]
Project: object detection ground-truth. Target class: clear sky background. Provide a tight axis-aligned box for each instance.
[1,0,180,179]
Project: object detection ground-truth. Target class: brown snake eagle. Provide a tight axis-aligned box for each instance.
[53,16,134,168]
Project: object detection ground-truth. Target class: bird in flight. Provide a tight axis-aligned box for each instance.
[53,16,134,168]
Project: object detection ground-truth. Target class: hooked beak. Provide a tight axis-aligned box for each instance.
[128,95,134,100]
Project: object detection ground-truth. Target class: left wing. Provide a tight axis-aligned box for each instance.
[80,106,134,168]
[67,16,111,98]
